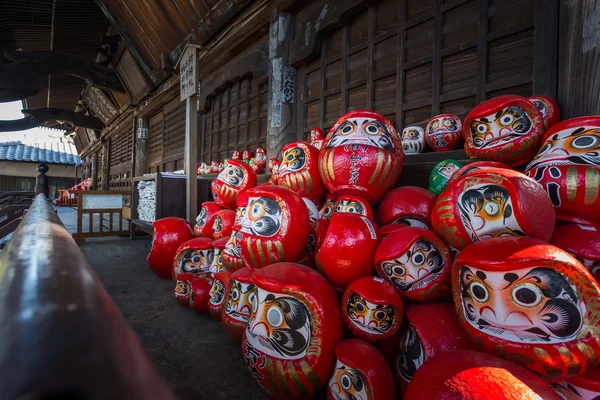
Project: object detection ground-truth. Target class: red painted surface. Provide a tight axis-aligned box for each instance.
[190,275,214,314]
[147,217,194,280]
[194,201,224,238]
[376,186,437,228]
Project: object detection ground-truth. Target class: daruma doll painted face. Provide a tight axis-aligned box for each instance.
[396,303,475,394]
[212,209,235,240]
[194,201,223,237]
[453,237,600,380]
[341,276,404,344]
[208,270,231,322]
[463,95,545,166]
[242,263,343,399]
[278,142,326,202]
[432,167,555,250]
[376,186,437,230]
[375,227,453,302]
[172,237,214,279]
[401,126,425,155]
[428,159,464,195]
[174,273,196,307]
[209,237,229,275]
[528,95,560,130]
[327,339,395,400]
[222,267,255,342]
[310,127,326,150]
[148,217,195,280]
[425,114,462,151]
[239,186,310,269]
[318,110,404,204]
[211,159,257,209]
[255,147,267,169]
[525,116,600,229]
[222,228,245,272]
[404,350,561,400]
[551,224,600,283]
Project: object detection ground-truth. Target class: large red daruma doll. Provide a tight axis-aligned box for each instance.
[551,224,600,282]
[375,227,453,302]
[278,141,326,202]
[404,350,561,400]
[463,95,545,166]
[453,237,600,380]
[172,237,214,279]
[242,263,343,398]
[396,303,475,394]
[222,267,255,342]
[528,95,561,130]
[341,276,404,344]
[525,116,600,229]
[239,186,310,270]
[208,270,231,322]
[318,110,404,204]
[316,195,379,292]
[194,201,223,237]
[376,186,437,230]
[327,339,395,400]
[147,217,195,280]
[432,167,555,250]
[211,159,257,209]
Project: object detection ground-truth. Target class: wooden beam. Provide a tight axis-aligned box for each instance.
[1,49,124,93]
[185,96,198,223]
[0,88,38,103]
[533,0,559,97]
[0,108,104,132]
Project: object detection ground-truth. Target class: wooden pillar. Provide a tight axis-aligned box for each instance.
[91,152,98,189]
[558,0,600,117]
[100,139,109,190]
[134,118,149,176]
[185,96,198,223]
[267,10,296,160]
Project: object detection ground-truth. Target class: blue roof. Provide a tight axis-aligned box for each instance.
[0,141,82,165]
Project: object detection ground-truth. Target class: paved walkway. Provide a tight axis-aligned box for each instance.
[55,208,269,399]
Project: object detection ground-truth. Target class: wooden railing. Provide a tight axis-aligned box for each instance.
[0,193,175,399]
[71,190,130,240]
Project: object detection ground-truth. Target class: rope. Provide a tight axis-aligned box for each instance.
[46,0,56,108]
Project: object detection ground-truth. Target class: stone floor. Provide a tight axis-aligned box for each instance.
[57,207,268,400]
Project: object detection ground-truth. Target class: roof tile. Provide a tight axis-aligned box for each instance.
[0,141,81,165]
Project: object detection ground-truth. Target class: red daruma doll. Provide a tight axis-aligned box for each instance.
[211,159,257,209]
[242,263,343,398]
[194,201,223,238]
[453,237,600,380]
[208,270,231,322]
[327,339,395,400]
[147,217,194,280]
[551,224,600,282]
[222,267,255,342]
[425,114,462,151]
[278,141,326,202]
[318,110,405,204]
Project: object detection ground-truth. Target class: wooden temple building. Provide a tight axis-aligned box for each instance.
[0,0,599,398]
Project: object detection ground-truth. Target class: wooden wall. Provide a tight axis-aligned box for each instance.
[290,0,546,141]
[108,121,134,191]
[146,97,187,173]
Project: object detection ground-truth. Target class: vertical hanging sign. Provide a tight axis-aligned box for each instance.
[180,46,197,101]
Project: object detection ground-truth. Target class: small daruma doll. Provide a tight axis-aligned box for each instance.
[211,159,257,209]
[239,186,310,269]
[432,167,555,250]
[212,209,235,240]
[208,270,231,322]
[525,116,600,229]
[242,263,343,398]
[528,95,561,130]
[209,237,229,275]
[278,141,327,202]
[428,159,464,195]
[210,160,219,174]
[319,110,405,204]
[463,94,545,166]
[148,217,195,280]
[425,114,462,151]
[194,201,223,237]
[396,303,475,394]
[401,126,426,154]
[232,150,242,161]
[172,237,214,279]
[551,224,600,282]
[342,276,404,344]
[222,228,245,272]
[310,127,326,150]
[453,236,600,380]
[255,147,267,169]
[174,273,198,307]
[222,267,255,342]
[242,149,252,163]
[268,158,281,185]
[327,339,395,400]
[376,186,437,230]
[316,195,379,291]
[190,275,213,314]
[375,227,452,302]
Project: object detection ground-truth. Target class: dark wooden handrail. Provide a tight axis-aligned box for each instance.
[0,191,35,206]
[0,194,175,400]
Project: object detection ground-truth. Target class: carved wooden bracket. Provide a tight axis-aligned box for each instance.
[289,0,373,67]
[0,48,125,93]
[0,88,39,103]
[198,47,269,112]
[0,108,105,132]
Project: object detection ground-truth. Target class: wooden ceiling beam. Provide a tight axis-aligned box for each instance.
[0,88,38,103]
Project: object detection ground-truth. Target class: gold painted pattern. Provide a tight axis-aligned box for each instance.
[265,358,279,397]
[275,241,285,262]
[288,361,309,398]
[567,166,579,202]
[301,170,313,194]
[558,346,582,377]
[585,168,599,205]
[246,240,258,267]
[276,360,294,397]
[300,360,323,393]
[534,347,563,380]
[368,149,385,185]
[255,239,268,266]
[577,342,599,367]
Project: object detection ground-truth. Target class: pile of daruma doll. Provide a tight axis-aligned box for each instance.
[146,94,600,400]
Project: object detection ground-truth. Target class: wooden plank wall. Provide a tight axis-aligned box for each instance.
[108,123,133,191]
[146,97,186,173]
[292,0,541,142]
